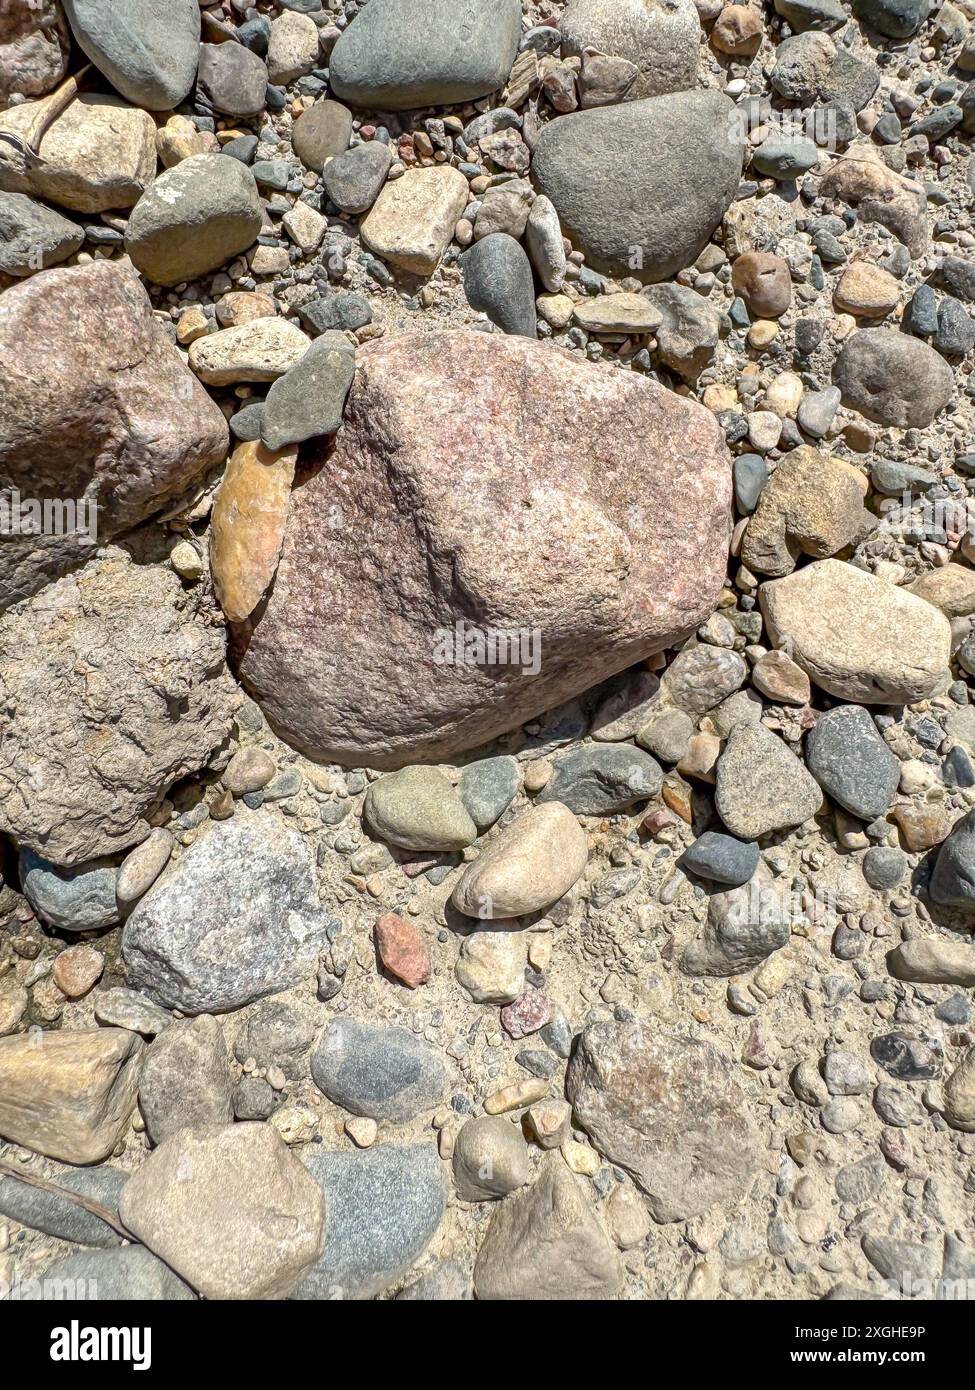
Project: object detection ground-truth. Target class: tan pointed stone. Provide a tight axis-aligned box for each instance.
[210,440,297,624]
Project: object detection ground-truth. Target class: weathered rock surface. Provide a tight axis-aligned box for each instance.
[0,1029,142,1165]
[33,1246,195,1301]
[122,812,331,1013]
[0,190,84,276]
[0,1164,126,1248]
[740,446,872,577]
[310,1017,450,1124]
[531,92,744,281]
[0,0,70,105]
[472,1154,623,1299]
[886,939,975,987]
[565,1021,763,1222]
[681,871,793,976]
[139,1016,234,1146]
[0,549,238,866]
[560,0,701,101]
[759,560,952,704]
[715,722,823,838]
[119,1123,325,1299]
[295,1145,446,1300]
[235,330,732,767]
[329,0,522,110]
[125,154,263,288]
[0,260,228,609]
[360,166,470,275]
[834,329,954,428]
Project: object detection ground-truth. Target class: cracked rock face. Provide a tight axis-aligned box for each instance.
[565,1021,763,1223]
[0,0,70,105]
[235,330,732,768]
[0,260,228,610]
[0,548,239,866]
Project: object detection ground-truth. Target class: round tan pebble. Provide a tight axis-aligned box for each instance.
[52,945,104,1000]
[522,757,553,792]
[223,746,276,796]
[748,319,779,349]
[605,1182,651,1249]
[833,261,900,319]
[170,540,204,579]
[711,4,764,55]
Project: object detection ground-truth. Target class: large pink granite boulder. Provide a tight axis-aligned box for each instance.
[235,330,732,768]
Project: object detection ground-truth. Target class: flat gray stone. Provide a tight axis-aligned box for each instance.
[0,191,83,277]
[0,1166,126,1247]
[138,1015,233,1146]
[323,141,392,215]
[310,1016,450,1123]
[20,851,118,932]
[261,336,356,450]
[805,704,899,820]
[27,1246,195,1300]
[196,41,268,119]
[294,1144,446,1300]
[122,811,332,1014]
[329,0,522,110]
[461,233,537,337]
[125,154,263,288]
[538,744,663,815]
[460,756,521,830]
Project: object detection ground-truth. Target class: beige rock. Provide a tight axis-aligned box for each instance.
[0,985,28,1037]
[484,1078,551,1115]
[267,10,321,85]
[572,293,662,334]
[455,931,527,1004]
[537,292,575,329]
[452,1115,530,1201]
[711,4,764,55]
[741,446,871,577]
[820,152,927,258]
[117,828,175,904]
[210,440,297,624]
[283,199,327,255]
[760,560,952,704]
[0,1029,142,1164]
[907,565,975,618]
[604,1182,651,1249]
[525,1097,572,1149]
[119,1122,325,1299]
[886,939,975,988]
[216,292,277,328]
[156,114,206,168]
[943,1046,975,1133]
[751,648,811,705]
[763,371,804,418]
[473,1154,623,1299]
[0,93,155,212]
[190,320,311,386]
[833,261,900,319]
[360,166,469,274]
[452,803,588,920]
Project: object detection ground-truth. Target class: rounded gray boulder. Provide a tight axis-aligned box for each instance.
[531,91,745,282]
[329,0,522,110]
[125,154,263,288]
[62,0,200,110]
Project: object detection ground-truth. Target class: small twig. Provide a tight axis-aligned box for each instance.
[0,1156,136,1244]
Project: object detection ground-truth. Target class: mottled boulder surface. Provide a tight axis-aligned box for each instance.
[236,330,732,768]
[0,260,228,608]
[0,549,239,867]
